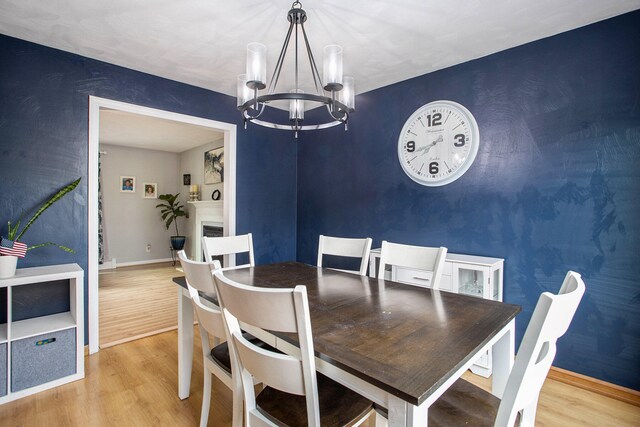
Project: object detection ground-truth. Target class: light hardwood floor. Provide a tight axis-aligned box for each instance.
[99,262,180,347]
[0,328,637,426]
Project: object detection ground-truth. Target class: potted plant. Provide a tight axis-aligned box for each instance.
[1,178,81,278]
[155,193,187,251]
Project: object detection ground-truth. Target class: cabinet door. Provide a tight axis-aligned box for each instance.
[453,265,491,299]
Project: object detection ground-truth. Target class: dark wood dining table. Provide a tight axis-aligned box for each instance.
[173,262,520,427]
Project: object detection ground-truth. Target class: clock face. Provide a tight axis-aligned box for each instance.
[398,100,479,186]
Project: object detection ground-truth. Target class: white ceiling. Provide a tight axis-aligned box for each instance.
[1,0,638,100]
[99,109,223,152]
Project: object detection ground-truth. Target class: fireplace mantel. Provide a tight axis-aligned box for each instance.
[187,201,223,261]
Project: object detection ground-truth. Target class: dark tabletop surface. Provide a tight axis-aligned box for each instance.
[173,261,521,405]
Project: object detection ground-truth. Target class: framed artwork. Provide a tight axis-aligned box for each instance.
[183,174,191,185]
[204,147,224,184]
[120,176,136,193]
[143,183,157,199]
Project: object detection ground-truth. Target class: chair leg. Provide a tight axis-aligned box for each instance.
[231,381,243,427]
[200,371,212,427]
[374,410,388,427]
[351,409,378,427]
[519,397,539,427]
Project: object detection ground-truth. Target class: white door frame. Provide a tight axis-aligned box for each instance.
[87,96,237,354]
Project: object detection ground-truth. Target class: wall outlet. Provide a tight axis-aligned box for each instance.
[145,244,151,253]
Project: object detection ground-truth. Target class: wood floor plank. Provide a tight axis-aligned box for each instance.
[461,371,640,426]
[99,262,179,347]
[0,329,637,426]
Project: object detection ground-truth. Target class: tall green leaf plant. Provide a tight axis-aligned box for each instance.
[155,193,186,236]
[6,177,81,253]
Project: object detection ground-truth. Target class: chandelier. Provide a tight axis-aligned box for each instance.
[237,1,355,138]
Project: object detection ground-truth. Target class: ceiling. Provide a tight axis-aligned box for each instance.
[99,109,223,152]
[1,0,638,100]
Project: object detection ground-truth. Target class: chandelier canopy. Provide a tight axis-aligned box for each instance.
[237,1,355,138]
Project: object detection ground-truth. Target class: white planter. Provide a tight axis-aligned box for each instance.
[0,255,18,278]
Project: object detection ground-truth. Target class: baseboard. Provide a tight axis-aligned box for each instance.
[100,258,173,270]
[98,259,116,270]
[99,325,180,349]
[549,366,640,407]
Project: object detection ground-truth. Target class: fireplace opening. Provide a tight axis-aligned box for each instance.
[203,225,224,266]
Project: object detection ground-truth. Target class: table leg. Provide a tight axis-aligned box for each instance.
[491,319,515,398]
[387,396,407,427]
[178,287,194,400]
[407,402,428,427]
[386,396,428,427]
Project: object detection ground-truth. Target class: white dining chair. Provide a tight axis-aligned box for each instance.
[178,251,269,427]
[425,270,586,427]
[378,240,447,289]
[202,233,255,269]
[317,234,373,276]
[213,270,374,427]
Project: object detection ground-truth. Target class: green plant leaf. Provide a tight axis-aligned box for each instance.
[155,193,184,235]
[7,220,20,241]
[28,242,75,253]
[15,178,81,241]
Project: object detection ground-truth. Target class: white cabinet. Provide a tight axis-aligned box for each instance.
[369,249,503,377]
[0,263,84,403]
[393,260,454,292]
[447,254,503,302]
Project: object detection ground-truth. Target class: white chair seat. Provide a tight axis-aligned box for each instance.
[214,270,374,427]
[376,271,586,427]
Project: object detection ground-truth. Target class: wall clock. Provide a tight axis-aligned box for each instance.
[397,100,479,186]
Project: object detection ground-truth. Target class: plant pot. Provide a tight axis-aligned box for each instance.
[0,256,18,279]
[170,236,186,251]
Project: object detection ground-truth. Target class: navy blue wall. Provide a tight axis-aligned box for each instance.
[297,12,640,389]
[0,35,298,342]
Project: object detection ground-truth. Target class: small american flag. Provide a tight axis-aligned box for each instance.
[0,237,27,258]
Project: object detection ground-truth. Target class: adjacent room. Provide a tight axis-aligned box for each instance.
[0,1,638,426]
[96,108,226,348]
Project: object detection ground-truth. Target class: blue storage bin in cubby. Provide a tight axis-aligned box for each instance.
[11,328,76,393]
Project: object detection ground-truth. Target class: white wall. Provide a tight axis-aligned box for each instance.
[179,139,224,258]
[100,143,180,264]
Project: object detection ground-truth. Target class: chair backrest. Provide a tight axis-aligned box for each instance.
[378,240,447,289]
[178,250,217,294]
[494,271,585,427]
[213,270,321,427]
[202,233,255,268]
[177,251,226,346]
[317,235,373,276]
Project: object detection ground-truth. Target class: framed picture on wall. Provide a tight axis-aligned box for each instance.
[204,147,224,184]
[120,176,136,193]
[143,182,157,199]
[183,174,191,185]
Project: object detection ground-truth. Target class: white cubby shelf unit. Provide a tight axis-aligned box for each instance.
[0,263,84,403]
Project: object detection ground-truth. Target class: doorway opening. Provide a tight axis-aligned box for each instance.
[88,96,237,354]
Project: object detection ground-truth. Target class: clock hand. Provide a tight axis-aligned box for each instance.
[431,134,444,145]
[416,135,444,155]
